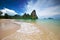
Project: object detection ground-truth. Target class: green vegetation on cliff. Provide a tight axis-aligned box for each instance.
[0,10,38,19]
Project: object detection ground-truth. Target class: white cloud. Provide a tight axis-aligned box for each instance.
[0,8,17,16]
[38,6,60,18]
[25,0,60,18]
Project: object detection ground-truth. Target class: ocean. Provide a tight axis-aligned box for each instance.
[36,19,60,35]
[1,19,60,40]
[16,19,60,38]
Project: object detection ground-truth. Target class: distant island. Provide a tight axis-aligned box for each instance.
[43,17,54,19]
[0,10,38,19]
[48,18,54,19]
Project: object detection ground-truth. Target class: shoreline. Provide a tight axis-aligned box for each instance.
[0,19,59,40]
[0,19,20,40]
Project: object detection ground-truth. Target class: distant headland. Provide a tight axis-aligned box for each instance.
[0,10,38,19]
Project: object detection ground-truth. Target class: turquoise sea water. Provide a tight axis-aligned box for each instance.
[36,19,60,39]
[36,19,60,34]
[16,19,60,37]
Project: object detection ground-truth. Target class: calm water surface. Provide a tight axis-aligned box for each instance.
[16,19,60,37]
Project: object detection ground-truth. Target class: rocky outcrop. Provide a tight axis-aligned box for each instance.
[22,10,38,19]
[31,10,38,19]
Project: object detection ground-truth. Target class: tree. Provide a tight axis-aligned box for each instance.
[14,14,21,19]
[0,11,3,18]
[0,11,2,16]
[22,13,27,19]
[4,13,9,19]
[14,14,20,17]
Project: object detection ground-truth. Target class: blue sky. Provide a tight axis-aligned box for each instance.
[0,0,60,19]
[0,0,29,13]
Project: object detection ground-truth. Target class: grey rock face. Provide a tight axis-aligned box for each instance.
[31,10,38,19]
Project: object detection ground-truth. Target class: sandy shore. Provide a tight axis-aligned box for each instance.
[0,19,59,40]
[0,19,20,40]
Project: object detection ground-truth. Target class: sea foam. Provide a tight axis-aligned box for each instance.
[16,22,40,34]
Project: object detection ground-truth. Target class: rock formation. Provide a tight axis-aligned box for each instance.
[31,10,38,19]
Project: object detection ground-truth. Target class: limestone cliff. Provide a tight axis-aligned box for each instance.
[31,10,38,19]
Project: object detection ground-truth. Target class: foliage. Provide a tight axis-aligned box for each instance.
[0,10,38,19]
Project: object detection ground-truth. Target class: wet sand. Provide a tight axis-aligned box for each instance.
[0,19,20,40]
[0,19,59,40]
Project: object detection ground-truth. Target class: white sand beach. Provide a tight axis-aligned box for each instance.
[0,19,59,40]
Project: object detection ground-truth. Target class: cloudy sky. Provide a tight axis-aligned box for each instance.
[0,0,60,19]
